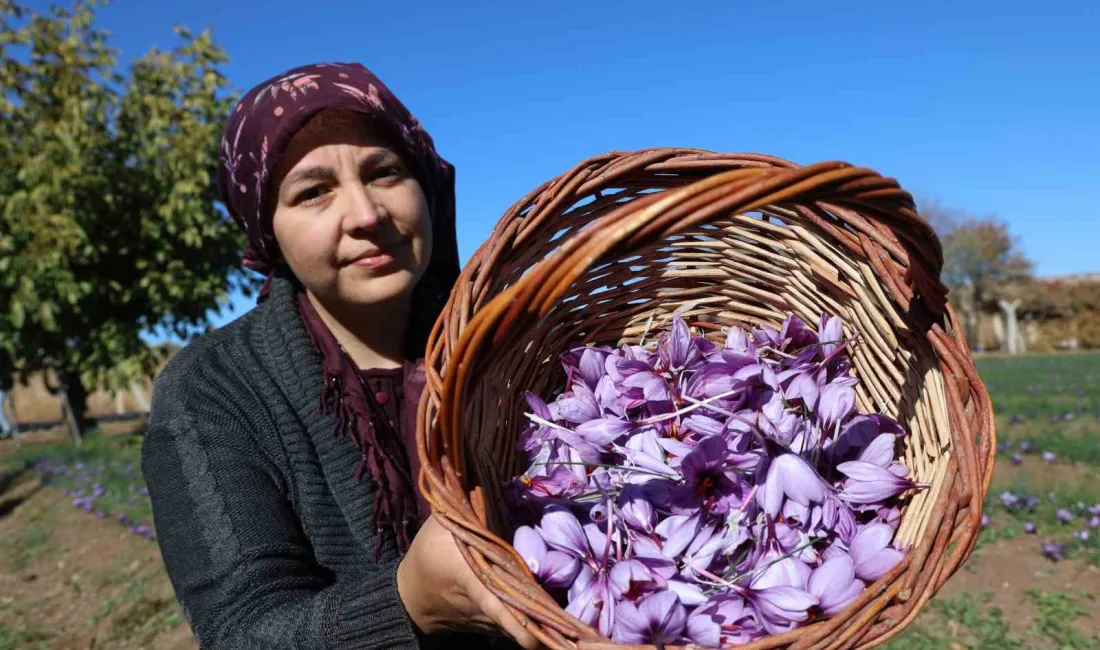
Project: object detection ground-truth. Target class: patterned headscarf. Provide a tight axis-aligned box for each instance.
[217,63,459,552]
[218,61,458,285]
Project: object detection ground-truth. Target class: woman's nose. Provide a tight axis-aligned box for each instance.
[342,184,386,232]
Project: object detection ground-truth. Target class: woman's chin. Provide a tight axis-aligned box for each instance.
[337,271,418,307]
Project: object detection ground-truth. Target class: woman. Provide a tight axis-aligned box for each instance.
[142,63,539,649]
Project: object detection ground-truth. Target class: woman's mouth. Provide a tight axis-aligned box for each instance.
[349,250,397,270]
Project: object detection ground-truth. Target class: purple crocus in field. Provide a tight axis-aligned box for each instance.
[1000,491,1019,509]
[980,515,989,529]
[1025,522,1037,534]
[1041,451,1055,463]
[1042,541,1066,562]
[1010,453,1023,465]
[1089,516,1100,530]
[1057,509,1074,523]
[1074,530,1090,543]
[611,590,687,645]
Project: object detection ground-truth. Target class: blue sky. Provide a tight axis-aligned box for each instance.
[30,0,1100,331]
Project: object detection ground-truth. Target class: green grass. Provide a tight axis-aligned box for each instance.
[1025,589,1098,649]
[0,513,56,572]
[975,351,1100,419]
[883,593,1019,650]
[0,626,53,650]
[884,590,1100,650]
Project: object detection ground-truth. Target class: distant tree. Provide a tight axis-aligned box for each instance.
[0,0,253,439]
[919,199,1033,351]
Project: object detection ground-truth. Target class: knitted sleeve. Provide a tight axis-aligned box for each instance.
[141,347,421,650]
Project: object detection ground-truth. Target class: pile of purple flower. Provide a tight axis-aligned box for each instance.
[508,313,927,646]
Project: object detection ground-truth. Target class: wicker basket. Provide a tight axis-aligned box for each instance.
[416,149,996,650]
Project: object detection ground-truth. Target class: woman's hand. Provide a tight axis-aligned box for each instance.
[397,515,542,649]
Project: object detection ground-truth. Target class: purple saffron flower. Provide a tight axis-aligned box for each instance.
[1025,522,1037,534]
[514,526,581,588]
[618,485,658,534]
[659,315,701,373]
[1074,530,1090,543]
[557,383,601,425]
[857,434,898,468]
[807,556,865,617]
[1090,504,1100,516]
[573,417,634,446]
[1042,541,1066,562]
[747,585,818,635]
[512,465,585,503]
[849,523,904,582]
[1089,516,1099,530]
[980,515,989,529]
[1041,451,1056,463]
[816,379,857,431]
[837,461,921,504]
[818,314,844,358]
[686,595,760,647]
[1000,491,1019,509]
[1057,509,1074,523]
[758,453,829,517]
[1010,453,1023,465]
[675,436,745,515]
[611,590,687,645]
[1018,441,1035,453]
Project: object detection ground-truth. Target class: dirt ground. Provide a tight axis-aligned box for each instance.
[0,470,196,649]
[937,535,1100,637]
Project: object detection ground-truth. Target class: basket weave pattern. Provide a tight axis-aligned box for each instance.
[416,149,996,650]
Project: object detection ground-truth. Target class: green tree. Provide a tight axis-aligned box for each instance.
[920,199,1032,350]
[0,0,252,439]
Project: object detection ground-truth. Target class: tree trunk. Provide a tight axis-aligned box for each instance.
[998,299,1024,355]
[59,370,87,444]
[2,390,22,450]
[130,380,150,412]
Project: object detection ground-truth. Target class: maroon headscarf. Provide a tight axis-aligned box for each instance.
[217,63,459,553]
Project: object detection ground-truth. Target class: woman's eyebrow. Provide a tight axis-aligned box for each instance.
[284,165,336,188]
[358,149,396,170]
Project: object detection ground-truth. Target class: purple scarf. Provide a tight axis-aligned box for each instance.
[297,292,430,555]
[216,63,459,553]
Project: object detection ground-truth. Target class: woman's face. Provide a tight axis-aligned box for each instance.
[272,114,432,312]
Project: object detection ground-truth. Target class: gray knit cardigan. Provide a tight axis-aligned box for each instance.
[143,274,441,649]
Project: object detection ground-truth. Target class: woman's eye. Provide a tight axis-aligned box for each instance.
[295,185,330,205]
[368,166,404,183]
